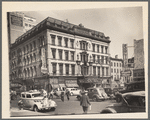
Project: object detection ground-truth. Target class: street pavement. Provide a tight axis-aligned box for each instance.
[10,95,116,117]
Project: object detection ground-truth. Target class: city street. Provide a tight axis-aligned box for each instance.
[10,95,115,117]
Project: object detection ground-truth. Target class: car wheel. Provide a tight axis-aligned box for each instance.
[33,105,38,112]
[93,96,97,102]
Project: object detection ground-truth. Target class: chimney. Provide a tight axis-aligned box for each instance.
[115,55,118,59]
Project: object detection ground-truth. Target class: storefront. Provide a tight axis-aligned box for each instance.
[65,77,79,88]
[77,76,100,89]
[58,77,66,90]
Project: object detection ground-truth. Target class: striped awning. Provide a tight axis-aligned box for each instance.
[66,84,79,88]
[59,84,66,88]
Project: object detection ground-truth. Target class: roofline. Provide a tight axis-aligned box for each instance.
[10,17,111,49]
[110,57,123,62]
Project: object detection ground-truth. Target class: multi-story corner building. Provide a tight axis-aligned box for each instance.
[110,55,123,88]
[9,17,111,91]
[7,12,36,44]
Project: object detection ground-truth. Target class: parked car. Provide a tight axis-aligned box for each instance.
[18,90,57,112]
[77,87,109,101]
[53,88,66,97]
[66,88,81,96]
[115,81,145,102]
[100,91,145,113]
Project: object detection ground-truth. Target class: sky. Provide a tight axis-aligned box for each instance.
[23,7,143,59]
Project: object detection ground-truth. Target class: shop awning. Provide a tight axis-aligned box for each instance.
[59,84,66,88]
[66,84,79,88]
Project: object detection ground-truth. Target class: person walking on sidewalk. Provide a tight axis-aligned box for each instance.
[80,90,91,114]
[60,91,65,102]
[66,89,70,101]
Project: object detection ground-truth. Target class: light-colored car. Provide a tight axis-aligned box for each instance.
[66,88,81,96]
[100,91,145,113]
[18,90,57,112]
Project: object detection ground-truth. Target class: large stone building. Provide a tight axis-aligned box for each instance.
[9,17,111,91]
[110,55,123,88]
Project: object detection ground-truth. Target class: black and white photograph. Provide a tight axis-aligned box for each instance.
[2,2,148,119]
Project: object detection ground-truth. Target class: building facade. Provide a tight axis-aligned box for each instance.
[110,55,123,88]
[9,17,111,91]
[7,12,36,44]
[133,39,145,81]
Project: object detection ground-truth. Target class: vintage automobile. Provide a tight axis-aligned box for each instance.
[76,87,109,101]
[66,88,81,96]
[100,91,145,113]
[115,81,145,102]
[18,90,57,112]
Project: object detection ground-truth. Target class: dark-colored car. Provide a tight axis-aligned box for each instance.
[77,87,109,102]
[115,81,145,102]
[100,91,145,113]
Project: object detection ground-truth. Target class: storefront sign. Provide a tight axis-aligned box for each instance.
[121,70,131,76]
[11,15,23,27]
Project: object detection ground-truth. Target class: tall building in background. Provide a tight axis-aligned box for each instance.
[133,39,144,81]
[9,17,111,91]
[7,12,36,45]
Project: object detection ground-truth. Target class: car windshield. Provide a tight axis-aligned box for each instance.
[32,93,42,97]
[124,95,145,106]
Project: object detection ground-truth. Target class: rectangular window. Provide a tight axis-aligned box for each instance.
[59,64,63,75]
[120,63,122,67]
[111,62,113,66]
[70,39,74,48]
[52,63,56,75]
[106,67,108,76]
[59,50,62,60]
[101,56,104,64]
[52,49,56,59]
[114,69,116,73]
[51,35,56,45]
[80,42,82,50]
[102,67,104,76]
[114,63,116,67]
[71,64,75,75]
[93,66,96,76]
[65,38,68,47]
[101,46,103,53]
[97,55,100,63]
[33,41,36,49]
[70,52,74,61]
[58,36,62,46]
[111,68,113,73]
[105,47,108,54]
[92,44,95,52]
[65,51,68,60]
[93,54,95,63]
[80,54,82,62]
[97,45,99,52]
[98,67,100,76]
[117,63,118,67]
[106,57,108,64]
[66,64,69,75]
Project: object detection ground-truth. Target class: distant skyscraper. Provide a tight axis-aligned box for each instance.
[7,12,36,45]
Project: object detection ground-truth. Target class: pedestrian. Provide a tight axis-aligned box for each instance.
[66,89,70,101]
[80,90,91,114]
[60,91,64,102]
